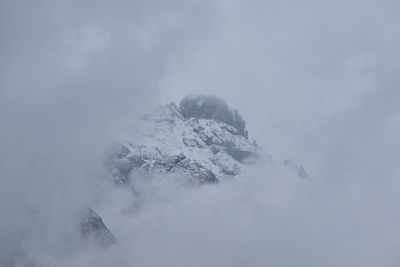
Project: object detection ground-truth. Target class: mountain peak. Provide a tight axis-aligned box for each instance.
[109,96,261,185]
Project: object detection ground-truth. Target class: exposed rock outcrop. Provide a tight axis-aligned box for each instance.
[80,208,117,247]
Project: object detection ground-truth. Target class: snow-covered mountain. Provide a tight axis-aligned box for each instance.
[108,95,267,186]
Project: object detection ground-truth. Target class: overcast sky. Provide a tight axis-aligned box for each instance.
[1,0,400,266]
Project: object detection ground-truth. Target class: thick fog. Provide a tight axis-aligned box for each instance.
[1,0,400,266]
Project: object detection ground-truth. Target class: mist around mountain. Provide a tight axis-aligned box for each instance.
[2,1,400,266]
[1,95,311,266]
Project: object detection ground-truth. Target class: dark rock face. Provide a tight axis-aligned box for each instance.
[167,155,218,184]
[110,150,219,185]
[80,208,117,247]
[155,154,218,184]
[180,95,248,139]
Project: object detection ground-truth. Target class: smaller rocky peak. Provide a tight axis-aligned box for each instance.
[179,95,248,139]
[80,208,117,247]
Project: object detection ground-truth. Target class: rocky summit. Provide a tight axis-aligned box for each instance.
[80,208,117,247]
